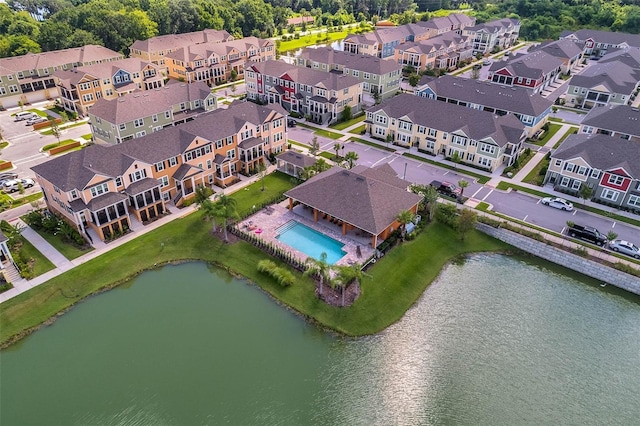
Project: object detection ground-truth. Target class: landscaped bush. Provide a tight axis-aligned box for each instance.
[613,262,640,278]
[435,204,458,227]
[257,259,294,287]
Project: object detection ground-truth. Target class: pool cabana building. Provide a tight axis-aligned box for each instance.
[284,164,422,248]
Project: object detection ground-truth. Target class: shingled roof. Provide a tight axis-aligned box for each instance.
[0,45,123,73]
[368,94,525,147]
[129,29,232,54]
[285,167,421,235]
[569,56,640,95]
[297,47,402,75]
[529,38,583,60]
[248,60,361,91]
[490,50,564,79]
[166,37,273,64]
[560,29,640,49]
[581,105,640,137]
[553,133,640,177]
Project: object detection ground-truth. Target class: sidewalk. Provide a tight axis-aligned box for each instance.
[0,165,278,304]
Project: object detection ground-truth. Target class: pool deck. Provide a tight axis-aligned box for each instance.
[238,202,375,266]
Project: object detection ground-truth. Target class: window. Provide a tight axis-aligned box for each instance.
[375,115,388,125]
[564,163,575,173]
[90,182,109,197]
[374,127,386,136]
[155,161,165,172]
[555,159,562,166]
[134,118,144,128]
[479,143,496,155]
[168,157,178,167]
[571,180,582,190]
[608,174,624,185]
[560,176,570,187]
[628,195,640,207]
[428,128,437,137]
[82,93,94,102]
[129,169,147,183]
[363,72,370,79]
[398,120,412,131]
[226,149,236,159]
[115,177,123,187]
[207,159,212,170]
[577,166,587,175]
[160,176,169,187]
[152,114,158,123]
[590,169,600,178]
[478,157,492,168]
[70,190,78,199]
[601,188,619,201]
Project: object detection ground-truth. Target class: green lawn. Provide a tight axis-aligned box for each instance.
[329,115,365,130]
[553,127,578,149]
[530,123,562,146]
[288,139,308,149]
[16,236,56,277]
[0,142,8,150]
[29,227,93,260]
[349,124,366,135]
[228,172,296,214]
[523,156,549,186]
[1,192,43,210]
[297,123,343,139]
[278,30,349,53]
[42,139,78,151]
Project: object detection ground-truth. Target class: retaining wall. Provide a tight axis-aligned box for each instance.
[476,223,640,296]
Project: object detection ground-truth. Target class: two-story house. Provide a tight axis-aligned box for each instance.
[560,29,640,58]
[0,45,123,109]
[564,47,640,109]
[89,82,218,144]
[462,18,521,55]
[55,58,165,116]
[245,60,363,124]
[366,94,526,171]
[32,101,288,242]
[164,37,275,85]
[393,31,474,72]
[488,50,564,94]
[544,133,640,211]
[295,47,402,102]
[129,29,234,72]
[528,38,583,75]
[415,75,553,137]
[579,104,640,142]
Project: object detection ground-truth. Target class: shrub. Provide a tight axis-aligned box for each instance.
[257,259,294,287]
[435,204,458,227]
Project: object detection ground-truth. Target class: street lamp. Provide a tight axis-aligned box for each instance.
[403,162,407,180]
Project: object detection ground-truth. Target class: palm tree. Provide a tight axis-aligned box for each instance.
[299,166,315,180]
[193,184,213,206]
[334,262,368,306]
[198,199,220,232]
[303,252,331,296]
[396,210,415,241]
[333,143,342,160]
[344,151,359,169]
[458,179,469,198]
[257,162,267,191]
[215,194,239,242]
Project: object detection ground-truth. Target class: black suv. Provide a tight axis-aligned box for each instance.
[566,223,608,246]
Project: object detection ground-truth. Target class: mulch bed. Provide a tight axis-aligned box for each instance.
[316,281,360,307]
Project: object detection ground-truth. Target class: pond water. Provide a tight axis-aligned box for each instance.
[1,255,639,425]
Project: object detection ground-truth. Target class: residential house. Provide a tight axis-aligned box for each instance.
[560,29,640,57]
[31,101,288,242]
[579,105,640,142]
[89,82,218,144]
[296,47,402,101]
[366,94,526,171]
[414,75,553,137]
[165,37,275,85]
[276,150,317,178]
[284,165,422,248]
[488,50,564,93]
[528,38,583,74]
[544,133,640,212]
[393,31,474,72]
[0,230,16,284]
[245,60,363,124]
[564,47,640,109]
[343,13,475,58]
[0,45,123,108]
[55,58,165,116]
[462,18,520,55]
[129,29,234,71]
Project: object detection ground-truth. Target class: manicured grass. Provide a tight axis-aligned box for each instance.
[329,115,365,130]
[349,124,366,134]
[403,153,491,184]
[29,226,93,260]
[81,134,93,141]
[42,139,78,151]
[318,152,336,161]
[476,202,490,211]
[348,136,396,152]
[228,172,296,214]
[523,155,549,186]
[530,123,562,146]
[548,117,563,122]
[0,142,8,150]
[1,192,43,209]
[288,139,308,149]
[16,236,56,277]
[503,149,534,177]
[40,121,87,135]
[297,123,343,139]
[278,30,349,53]
[553,127,578,149]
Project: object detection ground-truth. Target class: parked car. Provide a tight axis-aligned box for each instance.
[26,116,48,126]
[608,240,640,259]
[566,223,607,246]
[0,172,18,181]
[430,180,462,201]
[473,64,481,70]
[503,50,511,57]
[2,178,35,193]
[541,197,574,211]
[287,118,297,127]
[483,59,491,66]
[14,111,36,122]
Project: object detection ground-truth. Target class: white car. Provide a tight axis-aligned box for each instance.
[609,240,640,259]
[2,178,35,193]
[540,197,574,211]
[26,116,48,126]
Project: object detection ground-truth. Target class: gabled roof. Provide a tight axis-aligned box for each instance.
[397,32,468,55]
[166,37,272,63]
[32,102,287,191]
[276,151,317,168]
[368,94,525,147]
[417,75,553,117]
[248,60,361,91]
[89,81,213,123]
[582,105,640,137]
[529,38,583,60]
[464,17,520,33]
[297,47,402,75]
[129,29,233,54]
[569,58,640,95]
[490,50,564,78]
[560,29,640,49]
[0,45,123,73]
[284,167,422,235]
[553,133,640,177]
[53,58,162,86]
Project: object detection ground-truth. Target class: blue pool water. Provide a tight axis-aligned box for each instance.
[276,221,346,264]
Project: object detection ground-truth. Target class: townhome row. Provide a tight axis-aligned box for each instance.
[245,60,363,124]
[393,31,474,72]
[343,13,476,58]
[0,45,124,108]
[295,47,402,102]
[564,47,640,109]
[545,133,640,212]
[414,75,553,137]
[31,101,288,242]
[88,82,218,144]
[560,28,640,57]
[365,94,526,172]
[462,18,521,55]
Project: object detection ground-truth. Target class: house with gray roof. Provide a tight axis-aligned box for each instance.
[245,60,363,124]
[415,75,553,137]
[393,31,474,73]
[32,101,288,242]
[284,165,422,248]
[579,105,640,142]
[89,81,218,144]
[544,133,640,212]
[564,47,640,109]
[528,38,583,74]
[488,50,564,94]
[462,18,520,55]
[276,151,317,178]
[560,29,640,57]
[366,94,526,171]
[0,45,124,108]
[296,47,402,101]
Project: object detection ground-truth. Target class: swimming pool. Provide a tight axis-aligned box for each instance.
[276,221,346,265]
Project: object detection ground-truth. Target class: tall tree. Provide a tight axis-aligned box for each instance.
[303,252,331,296]
[458,179,469,199]
[334,262,367,306]
[396,209,415,241]
[456,209,476,241]
[344,151,358,169]
[215,194,239,242]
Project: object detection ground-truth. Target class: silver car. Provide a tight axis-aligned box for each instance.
[608,240,640,259]
[540,197,574,211]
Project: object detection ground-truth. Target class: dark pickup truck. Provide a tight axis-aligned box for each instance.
[566,223,607,246]
[430,180,462,201]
